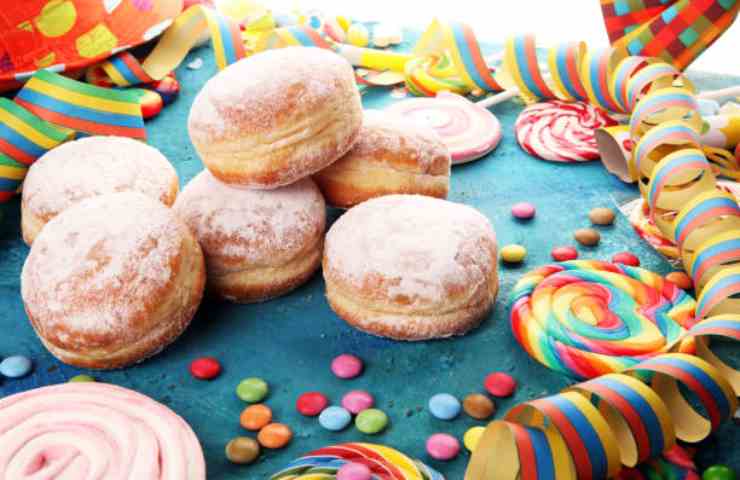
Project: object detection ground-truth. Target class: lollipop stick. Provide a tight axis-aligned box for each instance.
[475,88,520,108]
[697,86,740,100]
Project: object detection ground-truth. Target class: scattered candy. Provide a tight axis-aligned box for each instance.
[355,408,389,434]
[258,423,293,449]
[501,244,527,264]
[347,23,370,47]
[68,374,95,382]
[425,433,460,461]
[665,271,693,290]
[589,207,616,226]
[189,357,221,380]
[703,465,736,480]
[319,406,353,432]
[331,354,364,379]
[0,355,32,378]
[484,372,517,397]
[372,23,403,48]
[551,246,579,261]
[612,251,640,266]
[574,228,601,246]
[337,462,373,480]
[341,390,375,414]
[151,74,180,105]
[236,377,269,403]
[240,404,272,431]
[138,89,163,120]
[187,58,204,70]
[225,436,260,464]
[511,202,536,220]
[296,392,329,417]
[462,393,495,420]
[463,426,486,452]
[428,393,461,420]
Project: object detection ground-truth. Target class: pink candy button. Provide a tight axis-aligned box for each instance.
[337,462,372,480]
[511,202,536,220]
[331,354,364,379]
[426,433,460,461]
[341,390,375,414]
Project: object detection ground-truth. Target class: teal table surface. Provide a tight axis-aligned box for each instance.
[1,36,738,479]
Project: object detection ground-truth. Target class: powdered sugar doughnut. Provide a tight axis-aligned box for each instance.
[386,92,502,164]
[0,382,205,479]
[314,110,451,208]
[515,100,618,162]
[188,47,362,189]
[21,136,178,245]
[174,171,325,302]
[323,195,498,340]
[21,192,205,369]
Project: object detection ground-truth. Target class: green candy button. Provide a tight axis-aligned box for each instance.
[703,465,736,480]
[355,408,389,434]
[68,374,95,383]
[236,377,269,403]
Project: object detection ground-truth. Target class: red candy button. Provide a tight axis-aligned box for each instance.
[296,392,329,416]
[612,252,640,266]
[139,89,163,120]
[190,357,221,380]
[551,246,578,261]
[484,372,517,397]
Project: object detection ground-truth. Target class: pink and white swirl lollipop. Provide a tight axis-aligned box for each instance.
[515,100,618,162]
[0,383,206,479]
[386,91,502,164]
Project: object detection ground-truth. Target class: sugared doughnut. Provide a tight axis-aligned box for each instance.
[0,382,206,479]
[21,136,178,245]
[323,195,498,340]
[174,171,325,302]
[188,47,362,189]
[313,110,451,208]
[21,192,205,370]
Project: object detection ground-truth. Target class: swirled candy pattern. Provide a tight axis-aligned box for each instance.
[0,382,205,479]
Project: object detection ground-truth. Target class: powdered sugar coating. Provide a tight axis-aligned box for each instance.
[22,136,177,220]
[325,195,497,305]
[21,192,184,339]
[174,171,325,274]
[351,110,450,174]
[188,47,355,141]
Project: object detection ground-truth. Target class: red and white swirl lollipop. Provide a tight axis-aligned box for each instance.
[386,91,502,164]
[515,100,618,162]
[0,383,206,479]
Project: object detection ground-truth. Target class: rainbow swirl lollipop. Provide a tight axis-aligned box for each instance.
[510,260,697,379]
[270,443,444,479]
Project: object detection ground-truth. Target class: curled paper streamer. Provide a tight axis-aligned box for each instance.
[466,319,739,480]
[0,382,206,479]
[271,443,445,479]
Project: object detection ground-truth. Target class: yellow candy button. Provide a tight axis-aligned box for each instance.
[501,244,527,263]
[347,23,369,47]
[464,426,486,452]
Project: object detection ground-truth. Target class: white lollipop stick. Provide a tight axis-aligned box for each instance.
[697,86,740,100]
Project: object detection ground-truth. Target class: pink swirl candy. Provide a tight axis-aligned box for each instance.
[386,91,502,164]
[515,100,618,162]
[0,383,206,479]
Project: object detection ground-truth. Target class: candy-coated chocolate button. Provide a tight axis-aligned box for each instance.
[337,462,373,480]
[225,436,260,464]
[574,228,601,246]
[511,202,536,220]
[612,251,640,266]
[666,271,693,290]
[190,357,221,380]
[236,377,269,403]
[68,374,95,383]
[355,408,388,434]
[551,246,578,261]
[257,423,293,449]
[428,393,461,420]
[319,406,352,431]
[426,433,460,461]
[296,392,329,417]
[462,393,495,420]
[138,89,163,120]
[464,426,486,452]
[331,354,364,379]
[501,244,526,263]
[589,207,615,226]
[0,355,32,378]
[484,372,517,397]
[240,404,272,431]
[341,390,375,414]
[703,465,736,480]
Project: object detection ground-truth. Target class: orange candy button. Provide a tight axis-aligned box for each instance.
[240,404,272,431]
[257,423,293,449]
